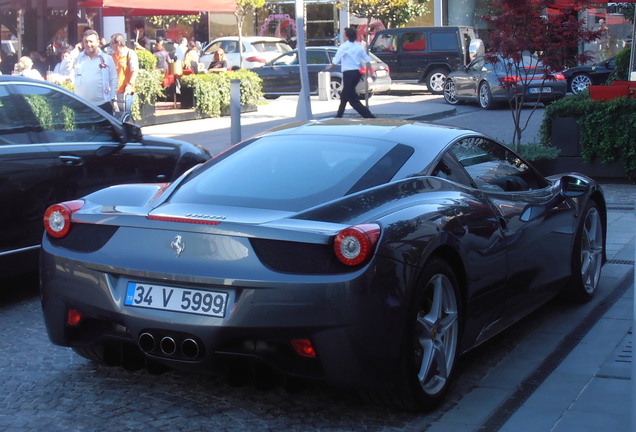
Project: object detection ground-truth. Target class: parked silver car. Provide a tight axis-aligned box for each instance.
[443,54,567,109]
[199,36,292,70]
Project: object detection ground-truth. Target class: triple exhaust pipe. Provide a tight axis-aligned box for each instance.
[138,331,201,360]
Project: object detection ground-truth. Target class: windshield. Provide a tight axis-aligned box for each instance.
[169,135,409,211]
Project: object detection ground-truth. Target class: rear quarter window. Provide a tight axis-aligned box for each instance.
[429,32,459,51]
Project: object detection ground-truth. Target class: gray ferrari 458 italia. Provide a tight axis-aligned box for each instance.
[40,119,606,411]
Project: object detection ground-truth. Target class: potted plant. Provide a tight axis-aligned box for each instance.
[179,70,263,118]
[131,69,165,122]
[536,90,636,181]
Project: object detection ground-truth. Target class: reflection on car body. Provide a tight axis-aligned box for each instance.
[0,75,211,277]
[41,118,605,412]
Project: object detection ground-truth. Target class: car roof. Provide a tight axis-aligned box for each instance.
[211,36,289,43]
[261,118,477,156]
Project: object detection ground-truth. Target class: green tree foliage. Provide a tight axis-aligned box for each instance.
[147,14,201,30]
[235,0,267,68]
[340,0,428,30]
[617,3,635,23]
[485,0,601,151]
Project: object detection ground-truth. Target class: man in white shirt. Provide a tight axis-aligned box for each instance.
[74,29,118,114]
[175,38,188,64]
[326,27,375,118]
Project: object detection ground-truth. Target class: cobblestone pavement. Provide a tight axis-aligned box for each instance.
[0,279,486,432]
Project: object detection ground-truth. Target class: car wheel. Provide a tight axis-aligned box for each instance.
[263,95,280,100]
[330,78,342,99]
[570,73,592,94]
[375,258,461,411]
[478,82,495,110]
[443,80,462,105]
[425,68,448,95]
[564,201,604,302]
[73,346,106,363]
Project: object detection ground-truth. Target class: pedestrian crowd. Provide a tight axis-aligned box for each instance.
[2,24,378,119]
[1,25,208,118]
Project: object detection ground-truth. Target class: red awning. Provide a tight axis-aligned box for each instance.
[79,0,236,14]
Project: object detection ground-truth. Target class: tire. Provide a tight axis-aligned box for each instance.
[425,68,448,95]
[330,78,342,100]
[73,346,106,363]
[366,258,461,411]
[478,82,495,110]
[569,73,592,94]
[263,94,280,100]
[564,201,604,302]
[443,79,462,105]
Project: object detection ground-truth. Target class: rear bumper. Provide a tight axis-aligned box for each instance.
[40,246,411,389]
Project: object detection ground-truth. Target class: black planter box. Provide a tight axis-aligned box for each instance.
[179,87,195,109]
[551,117,580,157]
[532,156,627,181]
[140,103,155,118]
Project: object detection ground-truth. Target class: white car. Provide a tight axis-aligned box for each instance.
[199,36,292,70]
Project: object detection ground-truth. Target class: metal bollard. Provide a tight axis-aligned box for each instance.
[230,79,241,145]
[318,71,331,101]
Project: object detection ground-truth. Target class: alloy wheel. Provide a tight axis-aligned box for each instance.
[579,206,603,294]
[414,273,459,395]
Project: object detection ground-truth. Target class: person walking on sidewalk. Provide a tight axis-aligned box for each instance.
[325,27,375,119]
[74,29,118,115]
[109,33,139,116]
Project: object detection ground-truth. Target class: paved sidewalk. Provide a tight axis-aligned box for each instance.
[143,90,634,432]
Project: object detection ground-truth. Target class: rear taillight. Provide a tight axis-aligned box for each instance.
[334,223,381,266]
[291,339,316,358]
[43,200,84,238]
[501,75,521,83]
[245,56,266,64]
[359,66,377,75]
[554,73,565,81]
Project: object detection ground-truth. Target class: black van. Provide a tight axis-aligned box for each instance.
[369,26,481,94]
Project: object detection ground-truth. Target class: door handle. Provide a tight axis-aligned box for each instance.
[59,155,84,166]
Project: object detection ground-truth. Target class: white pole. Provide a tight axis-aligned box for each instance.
[339,0,349,44]
[295,0,312,120]
[230,79,241,144]
[629,10,636,81]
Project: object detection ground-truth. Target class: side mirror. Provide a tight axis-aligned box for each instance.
[560,175,590,198]
[520,175,591,222]
[469,39,485,59]
[123,121,143,143]
[458,65,467,72]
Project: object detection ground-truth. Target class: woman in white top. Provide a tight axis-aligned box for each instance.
[16,56,44,80]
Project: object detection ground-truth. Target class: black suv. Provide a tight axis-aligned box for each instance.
[369,26,480,94]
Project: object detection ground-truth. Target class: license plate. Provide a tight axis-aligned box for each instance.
[529,87,552,94]
[125,282,228,318]
[376,70,387,77]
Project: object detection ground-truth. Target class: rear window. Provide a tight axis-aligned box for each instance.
[251,41,291,53]
[170,135,410,211]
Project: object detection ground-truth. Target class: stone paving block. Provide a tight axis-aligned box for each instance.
[552,407,630,432]
[498,407,561,432]
[569,376,631,416]
[479,357,539,390]
[434,386,509,426]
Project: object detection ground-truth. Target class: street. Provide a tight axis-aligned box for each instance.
[0,92,633,432]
